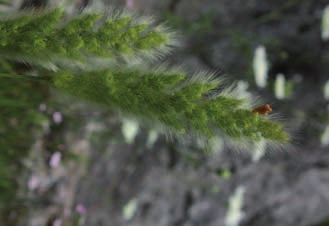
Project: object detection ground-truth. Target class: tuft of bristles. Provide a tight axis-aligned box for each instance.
[0,7,177,70]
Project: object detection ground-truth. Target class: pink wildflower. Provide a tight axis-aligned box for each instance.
[126,0,134,9]
[53,219,62,226]
[28,175,39,190]
[53,112,62,124]
[49,152,61,168]
[75,204,86,214]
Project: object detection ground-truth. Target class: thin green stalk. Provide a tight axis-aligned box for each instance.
[0,73,50,81]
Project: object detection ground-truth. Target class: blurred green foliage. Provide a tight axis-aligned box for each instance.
[0,0,9,4]
[0,60,48,224]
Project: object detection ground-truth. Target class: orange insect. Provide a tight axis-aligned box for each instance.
[251,104,272,115]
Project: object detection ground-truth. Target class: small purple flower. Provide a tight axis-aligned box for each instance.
[28,175,39,190]
[53,219,62,226]
[53,112,62,124]
[39,103,47,111]
[49,152,61,168]
[126,0,134,9]
[75,204,86,214]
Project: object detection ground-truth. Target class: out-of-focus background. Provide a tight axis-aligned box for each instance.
[1,0,329,226]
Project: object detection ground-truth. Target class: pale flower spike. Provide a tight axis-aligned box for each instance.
[275,73,285,100]
[321,5,329,41]
[321,125,329,146]
[324,80,329,100]
[123,198,138,220]
[146,129,159,148]
[253,46,268,88]
[252,138,266,162]
[225,185,246,226]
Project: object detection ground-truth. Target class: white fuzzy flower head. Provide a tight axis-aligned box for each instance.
[275,73,285,100]
[252,138,267,162]
[236,80,251,100]
[121,118,139,144]
[122,198,138,220]
[225,185,246,226]
[146,129,159,148]
[253,46,268,88]
[322,5,329,41]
